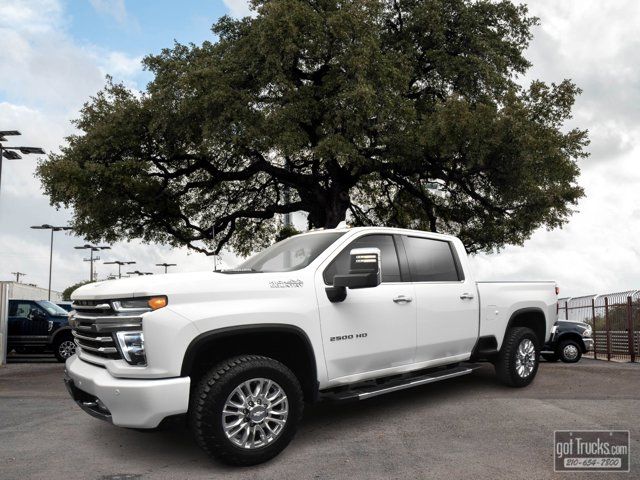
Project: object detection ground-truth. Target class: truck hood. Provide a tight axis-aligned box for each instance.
[70,271,307,301]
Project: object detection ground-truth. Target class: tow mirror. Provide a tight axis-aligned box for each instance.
[325,248,382,303]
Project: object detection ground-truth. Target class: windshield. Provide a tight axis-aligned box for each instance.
[37,301,70,316]
[225,232,346,273]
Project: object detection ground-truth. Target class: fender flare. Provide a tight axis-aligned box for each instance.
[180,323,318,397]
[505,307,548,345]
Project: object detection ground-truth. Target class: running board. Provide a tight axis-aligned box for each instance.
[323,364,482,402]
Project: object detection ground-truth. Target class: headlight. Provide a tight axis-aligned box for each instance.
[582,326,593,338]
[112,296,167,312]
[115,331,146,365]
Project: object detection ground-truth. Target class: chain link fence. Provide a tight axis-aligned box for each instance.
[558,291,639,362]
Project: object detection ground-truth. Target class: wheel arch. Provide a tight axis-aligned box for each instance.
[181,324,319,402]
[49,326,72,344]
[505,308,547,348]
[557,332,586,352]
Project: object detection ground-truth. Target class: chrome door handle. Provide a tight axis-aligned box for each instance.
[393,295,413,303]
[460,293,475,300]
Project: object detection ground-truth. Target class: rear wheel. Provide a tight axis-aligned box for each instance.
[495,327,540,387]
[53,333,76,362]
[190,355,303,466]
[559,339,582,363]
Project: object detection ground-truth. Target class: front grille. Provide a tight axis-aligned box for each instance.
[71,299,147,361]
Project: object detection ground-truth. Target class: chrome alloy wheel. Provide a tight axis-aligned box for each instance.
[563,343,579,360]
[59,340,76,359]
[515,338,536,378]
[222,378,289,449]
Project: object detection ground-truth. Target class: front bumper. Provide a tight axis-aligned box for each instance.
[64,355,190,428]
[583,338,594,352]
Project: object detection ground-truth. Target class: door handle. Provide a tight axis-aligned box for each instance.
[460,293,475,300]
[393,295,413,304]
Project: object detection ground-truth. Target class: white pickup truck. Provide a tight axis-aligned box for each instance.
[65,227,557,465]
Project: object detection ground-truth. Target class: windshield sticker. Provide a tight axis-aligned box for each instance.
[269,279,304,288]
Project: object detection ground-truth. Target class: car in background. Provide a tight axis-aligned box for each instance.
[56,301,74,312]
[541,320,593,363]
[7,299,75,362]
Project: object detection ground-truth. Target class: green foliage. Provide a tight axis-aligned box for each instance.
[276,224,302,242]
[37,0,588,255]
[62,280,92,301]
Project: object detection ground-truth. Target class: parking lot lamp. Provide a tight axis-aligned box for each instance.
[75,244,111,281]
[0,131,45,204]
[156,263,177,274]
[31,224,72,300]
[104,260,136,279]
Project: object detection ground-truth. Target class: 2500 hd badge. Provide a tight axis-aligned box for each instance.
[330,333,368,341]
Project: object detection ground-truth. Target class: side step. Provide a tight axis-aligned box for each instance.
[323,364,482,402]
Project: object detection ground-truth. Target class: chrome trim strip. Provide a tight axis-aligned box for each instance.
[74,342,118,354]
[75,313,142,321]
[71,331,112,343]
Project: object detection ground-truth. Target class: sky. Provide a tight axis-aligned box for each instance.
[0,0,638,297]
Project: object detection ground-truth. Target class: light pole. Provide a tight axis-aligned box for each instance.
[31,224,72,300]
[104,260,136,279]
[156,263,177,274]
[127,270,153,276]
[11,272,26,283]
[0,131,45,203]
[74,244,110,282]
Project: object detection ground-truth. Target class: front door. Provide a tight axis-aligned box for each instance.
[8,301,49,343]
[400,235,479,363]
[316,234,416,382]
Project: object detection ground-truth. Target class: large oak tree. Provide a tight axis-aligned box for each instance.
[38,0,587,256]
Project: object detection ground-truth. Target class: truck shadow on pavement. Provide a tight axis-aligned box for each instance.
[93,364,505,473]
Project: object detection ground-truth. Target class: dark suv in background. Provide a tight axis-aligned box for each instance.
[542,320,593,363]
[7,299,75,362]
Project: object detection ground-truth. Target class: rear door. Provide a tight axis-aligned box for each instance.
[401,235,479,363]
[316,234,416,382]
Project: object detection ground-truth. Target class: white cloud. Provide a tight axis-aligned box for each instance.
[222,0,255,18]
[2,0,640,300]
[89,0,128,25]
[471,0,640,297]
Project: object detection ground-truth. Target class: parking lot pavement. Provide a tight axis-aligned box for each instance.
[1,359,638,480]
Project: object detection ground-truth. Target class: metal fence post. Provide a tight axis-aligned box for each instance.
[627,296,636,363]
[605,297,611,361]
[591,298,598,360]
[565,300,569,320]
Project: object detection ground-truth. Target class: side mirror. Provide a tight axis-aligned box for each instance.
[325,248,381,303]
[30,310,46,321]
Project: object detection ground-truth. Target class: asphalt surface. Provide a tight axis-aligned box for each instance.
[1,357,638,480]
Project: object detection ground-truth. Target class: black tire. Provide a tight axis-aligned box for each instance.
[190,355,304,466]
[495,327,540,387]
[53,333,76,362]
[542,352,559,362]
[559,339,582,363]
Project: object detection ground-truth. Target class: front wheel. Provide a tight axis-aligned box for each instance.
[53,334,76,362]
[495,327,540,387]
[559,340,582,363]
[190,355,304,466]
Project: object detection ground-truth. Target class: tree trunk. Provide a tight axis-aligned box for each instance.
[306,188,351,229]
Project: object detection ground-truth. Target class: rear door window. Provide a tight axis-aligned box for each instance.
[403,236,461,282]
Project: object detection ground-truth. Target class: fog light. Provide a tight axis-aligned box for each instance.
[115,331,146,365]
